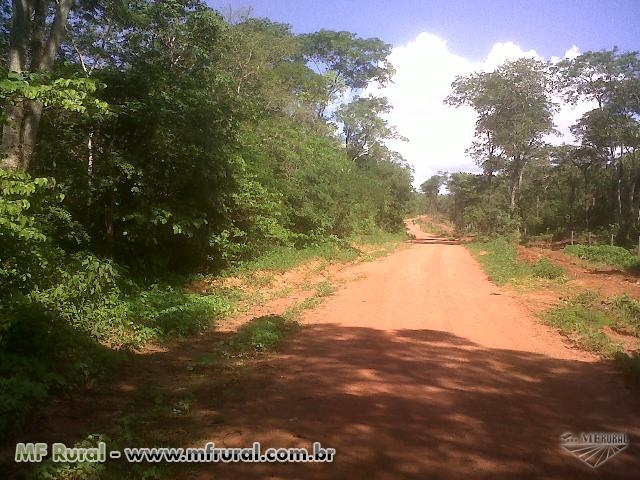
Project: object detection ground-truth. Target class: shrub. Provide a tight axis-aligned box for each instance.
[531,258,565,279]
[564,244,640,270]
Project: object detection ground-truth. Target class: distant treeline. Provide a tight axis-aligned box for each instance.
[419,50,640,243]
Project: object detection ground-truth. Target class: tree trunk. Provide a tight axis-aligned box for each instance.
[1,0,73,172]
[582,168,590,230]
[616,162,623,222]
[510,157,524,214]
[1,101,25,171]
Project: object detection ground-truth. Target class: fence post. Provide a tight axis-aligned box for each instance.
[637,236,640,256]
[571,231,574,245]
[588,232,592,246]
[611,233,614,246]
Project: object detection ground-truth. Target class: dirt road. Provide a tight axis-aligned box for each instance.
[201,222,639,479]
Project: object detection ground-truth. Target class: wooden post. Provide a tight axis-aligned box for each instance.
[571,231,574,245]
[588,232,592,246]
[611,233,614,246]
[637,236,640,256]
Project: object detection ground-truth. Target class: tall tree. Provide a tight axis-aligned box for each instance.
[335,95,403,164]
[446,58,555,215]
[302,30,394,117]
[557,48,640,239]
[2,0,74,171]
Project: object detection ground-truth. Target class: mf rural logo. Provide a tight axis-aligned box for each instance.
[560,432,629,468]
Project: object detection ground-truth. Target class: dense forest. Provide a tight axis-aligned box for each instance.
[422,51,640,243]
[0,0,414,436]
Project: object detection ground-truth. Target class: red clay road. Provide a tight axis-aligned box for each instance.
[197,223,639,479]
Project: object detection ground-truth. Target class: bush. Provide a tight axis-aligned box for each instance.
[531,258,565,279]
[544,291,616,356]
[608,295,640,337]
[464,206,521,237]
[564,244,640,270]
[0,300,119,436]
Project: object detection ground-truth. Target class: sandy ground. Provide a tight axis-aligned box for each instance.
[6,222,638,479]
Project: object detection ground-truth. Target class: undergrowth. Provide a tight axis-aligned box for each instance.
[467,238,565,285]
[544,291,640,374]
[564,244,640,271]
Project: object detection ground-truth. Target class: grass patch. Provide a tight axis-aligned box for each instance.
[26,313,299,480]
[466,238,529,285]
[564,244,640,271]
[218,230,406,279]
[530,258,565,280]
[231,315,297,354]
[0,282,239,442]
[467,238,566,285]
[614,351,640,377]
[315,280,337,297]
[349,230,408,245]
[544,291,618,356]
[607,294,640,337]
[229,240,359,274]
[544,291,640,376]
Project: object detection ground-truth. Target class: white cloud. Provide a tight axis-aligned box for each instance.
[370,35,595,187]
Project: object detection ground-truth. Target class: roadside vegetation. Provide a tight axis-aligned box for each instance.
[5,233,384,479]
[407,46,640,375]
[27,312,300,480]
[0,1,416,447]
[466,238,565,285]
[466,238,640,375]
[544,291,640,372]
[564,245,640,272]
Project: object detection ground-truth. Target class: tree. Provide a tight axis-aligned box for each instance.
[335,95,404,164]
[557,48,640,239]
[302,30,394,117]
[446,58,555,215]
[2,0,74,171]
[420,174,445,214]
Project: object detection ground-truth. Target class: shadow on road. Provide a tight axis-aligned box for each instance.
[198,324,639,479]
[8,322,639,479]
[408,237,461,245]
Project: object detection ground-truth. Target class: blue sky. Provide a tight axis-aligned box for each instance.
[209,0,639,61]
[207,0,640,185]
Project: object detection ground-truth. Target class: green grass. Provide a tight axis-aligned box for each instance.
[27,313,300,480]
[283,296,323,321]
[529,258,565,280]
[315,280,337,297]
[466,238,565,285]
[228,241,359,274]
[0,284,238,441]
[607,294,640,337]
[544,291,618,356]
[217,230,406,281]
[544,291,640,375]
[467,238,525,285]
[231,315,297,354]
[564,244,640,271]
